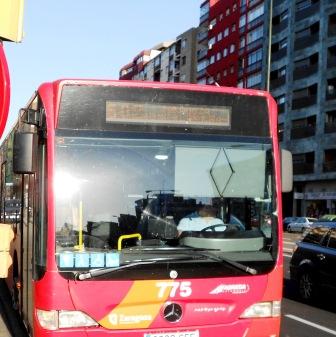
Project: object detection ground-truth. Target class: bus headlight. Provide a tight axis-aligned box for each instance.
[240,301,281,318]
[36,309,98,330]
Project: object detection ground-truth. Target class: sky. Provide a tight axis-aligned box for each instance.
[3,0,200,138]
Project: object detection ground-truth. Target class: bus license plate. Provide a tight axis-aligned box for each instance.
[144,331,199,337]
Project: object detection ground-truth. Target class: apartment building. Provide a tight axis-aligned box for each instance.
[272,0,336,216]
[198,0,336,217]
[197,0,270,89]
[119,28,199,83]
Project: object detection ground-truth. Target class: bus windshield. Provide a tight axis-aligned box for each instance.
[55,134,276,277]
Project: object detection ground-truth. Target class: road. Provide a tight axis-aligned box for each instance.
[0,232,335,336]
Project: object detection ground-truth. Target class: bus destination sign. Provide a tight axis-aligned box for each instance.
[106,101,231,128]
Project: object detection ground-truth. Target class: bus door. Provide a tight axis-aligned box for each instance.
[21,173,35,331]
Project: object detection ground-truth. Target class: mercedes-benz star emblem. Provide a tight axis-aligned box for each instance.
[163,303,183,323]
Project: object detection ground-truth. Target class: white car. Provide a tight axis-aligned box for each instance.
[287,217,317,233]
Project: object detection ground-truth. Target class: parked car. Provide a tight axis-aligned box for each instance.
[283,216,298,231]
[287,217,317,233]
[290,224,336,301]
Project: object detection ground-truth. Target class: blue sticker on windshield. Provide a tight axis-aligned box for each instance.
[75,253,90,268]
[90,253,105,268]
[59,252,74,268]
[105,252,120,267]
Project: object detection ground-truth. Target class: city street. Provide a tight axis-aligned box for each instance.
[0,233,335,337]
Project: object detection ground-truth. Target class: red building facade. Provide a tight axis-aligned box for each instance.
[198,0,266,90]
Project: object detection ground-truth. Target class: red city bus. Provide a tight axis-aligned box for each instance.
[0,79,292,337]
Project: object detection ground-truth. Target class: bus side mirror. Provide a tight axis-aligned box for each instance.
[13,132,37,174]
[281,149,293,193]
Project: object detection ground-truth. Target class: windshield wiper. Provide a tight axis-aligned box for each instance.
[190,251,257,275]
[76,255,200,280]
[130,247,257,275]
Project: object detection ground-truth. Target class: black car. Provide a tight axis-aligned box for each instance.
[290,224,336,301]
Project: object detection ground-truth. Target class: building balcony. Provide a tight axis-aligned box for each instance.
[323,161,336,173]
[199,12,209,25]
[249,0,263,8]
[197,31,208,43]
[325,122,336,133]
[273,19,289,36]
[326,92,336,101]
[274,0,286,9]
[197,49,208,61]
[292,95,317,110]
[293,162,314,175]
[329,25,336,37]
[247,15,264,31]
[291,125,316,139]
[245,61,262,74]
[271,47,287,62]
[246,38,263,52]
[327,57,336,69]
[197,68,207,78]
[270,76,286,90]
[294,34,319,51]
[293,64,318,81]
[295,2,320,22]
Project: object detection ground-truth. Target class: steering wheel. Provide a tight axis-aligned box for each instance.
[200,224,228,232]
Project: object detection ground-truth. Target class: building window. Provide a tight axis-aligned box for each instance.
[279,66,286,77]
[240,37,245,48]
[279,38,288,49]
[216,52,222,61]
[276,94,286,105]
[200,2,210,16]
[239,15,246,28]
[247,48,262,65]
[209,18,217,29]
[247,25,264,44]
[208,76,215,84]
[296,0,312,12]
[198,78,207,85]
[182,56,186,65]
[233,3,238,12]
[181,39,187,49]
[217,32,223,41]
[226,8,230,16]
[223,69,228,77]
[224,27,229,37]
[223,48,228,57]
[247,72,261,87]
[208,37,216,46]
[230,44,236,54]
[219,13,224,21]
[247,3,264,23]
[209,55,215,64]
[197,59,208,72]
[280,9,289,21]
[230,65,235,74]
[232,24,236,32]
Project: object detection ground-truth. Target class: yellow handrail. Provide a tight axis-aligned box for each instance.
[117,233,142,251]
